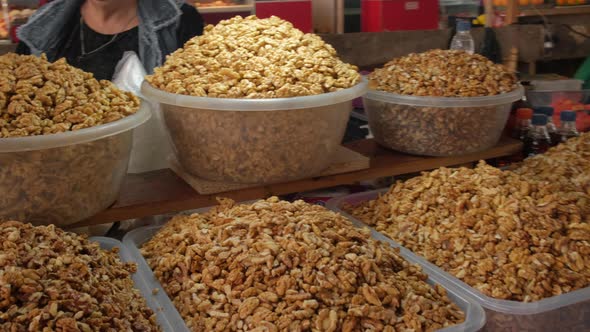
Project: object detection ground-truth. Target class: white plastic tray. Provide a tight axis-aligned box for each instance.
[90,236,186,332]
[122,210,486,332]
[325,189,590,331]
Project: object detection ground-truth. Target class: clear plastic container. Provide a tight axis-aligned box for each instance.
[141,80,368,184]
[529,79,583,91]
[0,102,151,227]
[363,86,524,156]
[526,90,590,109]
[326,190,590,331]
[123,226,191,332]
[123,211,485,332]
[525,90,590,132]
[90,236,182,332]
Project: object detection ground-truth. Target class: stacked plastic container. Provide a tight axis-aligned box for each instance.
[325,190,590,331]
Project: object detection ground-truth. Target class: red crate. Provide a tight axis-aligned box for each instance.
[255,0,312,33]
[361,0,439,32]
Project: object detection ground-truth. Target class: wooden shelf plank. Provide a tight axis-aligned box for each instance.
[496,5,590,17]
[520,5,590,16]
[68,137,522,228]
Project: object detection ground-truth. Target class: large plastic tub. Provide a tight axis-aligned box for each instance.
[363,86,524,156]
[326,189,590,331]
[0,102,150,227]
[91,236,182,332]
[141,80,367,184]
[123,212,485,332]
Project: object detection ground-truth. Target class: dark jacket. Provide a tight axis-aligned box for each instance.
[16,0,203,74]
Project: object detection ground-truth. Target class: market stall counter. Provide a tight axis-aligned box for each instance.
[67,136,522,229]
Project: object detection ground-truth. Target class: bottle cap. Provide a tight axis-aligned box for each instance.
[560,110,577,122]
[532,113,548,126]
[516,108,533,119]
[457,20,471,32]
[534,106,554,116]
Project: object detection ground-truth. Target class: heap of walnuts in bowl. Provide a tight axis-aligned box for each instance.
[0,53,139,138]
[143,16,364,185]
[368,49,517,97]
[146,15,361,98]
[0,53,141,226]
[364,50,521,156]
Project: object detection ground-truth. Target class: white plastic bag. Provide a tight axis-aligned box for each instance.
[112,52,173,173]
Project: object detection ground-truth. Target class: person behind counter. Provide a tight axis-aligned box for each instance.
[16,0,204,80]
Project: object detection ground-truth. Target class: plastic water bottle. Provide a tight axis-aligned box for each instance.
[450,20,475,54]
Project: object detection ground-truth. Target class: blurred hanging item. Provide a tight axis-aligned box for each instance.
[480,0,502,63]
[0,0,9,39]
[480,27,501,63]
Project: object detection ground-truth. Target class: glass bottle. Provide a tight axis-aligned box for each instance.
[535,106,559,145]
[512,108,533,141]
[558,110,580,143]
[523,114,552,158]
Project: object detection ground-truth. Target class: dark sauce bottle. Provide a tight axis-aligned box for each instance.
[523,114,552,158]
[512,108,533,141]
[558,110,580,143]
[534,106,559,146]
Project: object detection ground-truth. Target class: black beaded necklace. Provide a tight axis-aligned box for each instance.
[78,13,137,61]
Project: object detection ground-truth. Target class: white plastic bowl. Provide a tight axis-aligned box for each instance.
[141,80,368,184]
[0,102,151,226]
[364,86,525,156]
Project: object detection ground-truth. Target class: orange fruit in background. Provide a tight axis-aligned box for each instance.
[519,0,529,5]
[567,0,577,4]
